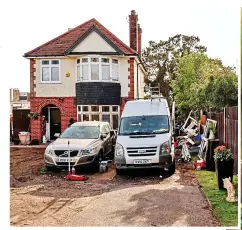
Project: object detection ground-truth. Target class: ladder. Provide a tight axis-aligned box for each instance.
[149,83,161,97]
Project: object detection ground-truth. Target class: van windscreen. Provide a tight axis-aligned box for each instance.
[119,115,169,135]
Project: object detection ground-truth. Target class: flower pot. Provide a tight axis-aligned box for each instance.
[215,159,234,190]
[18,132,31,145]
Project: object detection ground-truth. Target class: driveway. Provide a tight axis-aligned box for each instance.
[10,147,219,227]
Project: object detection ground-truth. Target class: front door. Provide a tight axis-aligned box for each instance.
[50,108,61,140]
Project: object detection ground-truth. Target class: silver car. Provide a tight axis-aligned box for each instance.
[44,121,115,171]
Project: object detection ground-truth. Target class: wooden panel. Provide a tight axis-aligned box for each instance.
[12,109,30,138]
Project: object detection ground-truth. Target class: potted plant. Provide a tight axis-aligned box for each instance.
[208,122,216,140]
[214,145,234,190]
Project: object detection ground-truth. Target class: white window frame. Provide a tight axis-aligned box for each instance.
[40,59,61,83]
[77,105,120,129]
[101,58,111,81]
[76,56,120,83]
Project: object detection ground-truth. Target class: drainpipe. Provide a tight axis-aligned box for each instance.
[137,62,142,99]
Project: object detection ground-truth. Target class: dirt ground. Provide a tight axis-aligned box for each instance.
[10,147,220,227]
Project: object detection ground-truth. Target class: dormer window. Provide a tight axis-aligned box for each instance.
[76,56,119,82]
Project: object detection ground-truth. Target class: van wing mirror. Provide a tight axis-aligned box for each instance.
[110,130,115,136]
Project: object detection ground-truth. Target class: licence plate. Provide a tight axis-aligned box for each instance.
[57,158,73,162]
[134,159,151,164]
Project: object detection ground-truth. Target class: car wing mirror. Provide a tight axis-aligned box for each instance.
[100,134,107,140]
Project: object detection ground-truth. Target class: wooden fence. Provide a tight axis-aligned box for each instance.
[11,109,30,139]
[209,106,238,174]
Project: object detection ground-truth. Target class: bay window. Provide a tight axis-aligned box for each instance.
[111,59,119,81]
[76,56,119,82]
[41,60,60,83]
[101,58,110,80]
[77,105,120,129]
[81,58,89,80]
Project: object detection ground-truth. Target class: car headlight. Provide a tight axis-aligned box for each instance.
[160,141,171,155]
[115,143,124,156]
[45,145,55,156]
[78,146,99,156]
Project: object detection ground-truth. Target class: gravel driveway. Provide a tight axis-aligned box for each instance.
[10,147,219,227]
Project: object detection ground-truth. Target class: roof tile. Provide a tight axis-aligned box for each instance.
[24,18,137,57]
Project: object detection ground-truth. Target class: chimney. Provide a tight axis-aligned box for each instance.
[129,10,138,52]
[10,89,12,102]
[13,89,20,102]
[138,24,142,56]
[27,93,30,102]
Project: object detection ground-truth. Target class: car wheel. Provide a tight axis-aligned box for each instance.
[46,165,61,173]
[93,152,103,172]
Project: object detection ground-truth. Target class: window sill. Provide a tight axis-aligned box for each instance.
[76,80,119,83]
[40,82,62,84]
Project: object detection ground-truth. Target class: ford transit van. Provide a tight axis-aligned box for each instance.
[114,98,175,174]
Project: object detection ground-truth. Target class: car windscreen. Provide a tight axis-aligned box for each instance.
[60,126,100,139]
[119,115,169,135]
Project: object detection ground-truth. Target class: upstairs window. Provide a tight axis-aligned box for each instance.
[111,59,119,81]
[91,58,99,80]
[76,56,119,82]
[41,60,60,83]
[101,58,110,81]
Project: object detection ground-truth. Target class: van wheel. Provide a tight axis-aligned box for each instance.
[168,160,176,175]
[116,168,123,175]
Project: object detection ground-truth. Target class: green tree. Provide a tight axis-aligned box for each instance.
[142,34,207,97]
[171,53,237,117]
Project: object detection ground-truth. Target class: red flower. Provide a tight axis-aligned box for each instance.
[214,145,227,153]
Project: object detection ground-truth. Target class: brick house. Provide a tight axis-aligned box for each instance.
[24,10,146,142]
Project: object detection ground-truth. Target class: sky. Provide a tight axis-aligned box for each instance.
[0,0,240,92]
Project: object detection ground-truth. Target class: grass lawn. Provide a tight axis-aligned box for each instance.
[195,170,238,227]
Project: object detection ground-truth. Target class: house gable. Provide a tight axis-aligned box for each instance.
[24,18,137,57]
[71,30,116,53]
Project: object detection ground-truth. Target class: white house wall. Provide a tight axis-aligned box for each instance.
[72,31,116,52]
[35,56,130,97]
[119,57,129,97]
[134,60,145,99]
[35,58,76,97]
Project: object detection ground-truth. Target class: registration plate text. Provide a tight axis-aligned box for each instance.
[134,159,151,164]
[57,158,73,162]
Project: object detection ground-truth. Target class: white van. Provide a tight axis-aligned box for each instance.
[114,98,175,174]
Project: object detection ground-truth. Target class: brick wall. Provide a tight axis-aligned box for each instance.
[128,58,135,99]
[30,97,76,141]
[30,59,36,97]
[138,24,142,56]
